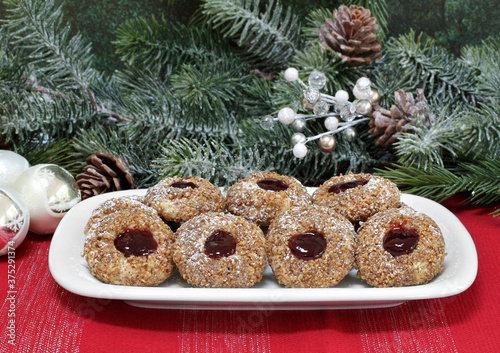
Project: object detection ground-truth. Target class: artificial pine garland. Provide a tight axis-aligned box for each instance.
[0,0,499,212]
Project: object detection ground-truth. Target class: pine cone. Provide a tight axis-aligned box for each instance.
[76,150,134,200]
[319,5,382,66]
[369,89,432,147]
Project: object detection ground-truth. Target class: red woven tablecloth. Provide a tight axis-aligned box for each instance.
[1,194,499,352]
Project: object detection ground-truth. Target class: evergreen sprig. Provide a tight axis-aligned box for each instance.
[170,58,249,116]
[151,137,269,187]
[72,125,161,188]
[376,158,500,215]
[200,0,302,70]
[0,90,96,147]
[393,104,457,170]
[4,0,97,92]
[385,31,479,107]
[449,101,500,160]
[1,0,499,214]
[114,16,243,75]
[460,37,500,101]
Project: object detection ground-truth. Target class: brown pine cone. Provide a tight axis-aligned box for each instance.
[76,150,134,200]
[319,5,382,66]
[369,89,432,147]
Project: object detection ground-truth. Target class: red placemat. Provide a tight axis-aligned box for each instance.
[1,194,499,352]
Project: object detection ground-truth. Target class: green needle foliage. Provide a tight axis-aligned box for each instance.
[377,159,500,216]
[1,0,499,211]
[385,31,479,107]
[4,0,97,92]
[200,0,302,70]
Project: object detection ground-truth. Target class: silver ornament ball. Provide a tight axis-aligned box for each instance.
[345,127,358,141]
[318,135,336,152]
[292,118,306,132]
[12,164,81,235]
[0,186,30,255]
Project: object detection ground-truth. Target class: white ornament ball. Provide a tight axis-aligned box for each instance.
[334,90,349,104]
[0,150,30,187]
[278,107,296,125]
[12,164,81,235]
[293,143,308,159]
[284,68,299,82]
[0,186,30,256]
[324,116,340,131]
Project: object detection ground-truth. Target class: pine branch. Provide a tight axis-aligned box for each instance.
[4,0,97,92]
[393,104,457,170]
[115,66,243,145]
[385,31,479,107]
[15,138,82,175]
[361,55,418,108]
[459,158,500,206]
[24,79,129,122]
[114,16,243,75]
[375,164,467,202]
[460,37,500,102]
[71,125,161,188]
[0,29,25,95]
[200,0,302,70]
[448,101,500,160]
[151,137,269,187]
[377,158,500,215]
[301,7,335,43]
[0,90,96,146]
[170,58,250,116]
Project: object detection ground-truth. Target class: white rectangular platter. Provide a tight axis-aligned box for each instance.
[49,188,478,310]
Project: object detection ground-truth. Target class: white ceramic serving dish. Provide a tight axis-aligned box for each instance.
[49,189,477,310]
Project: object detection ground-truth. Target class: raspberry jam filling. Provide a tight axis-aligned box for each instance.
[328,179,369,193]
[383,221,419,257]
[204,230,238,259]
[170,181,198,189]
[288,230,327,260]
[114,228,158,257]
[257,179,289,191]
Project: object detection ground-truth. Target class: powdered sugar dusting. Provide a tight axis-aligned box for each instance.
[173,212,267,288]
